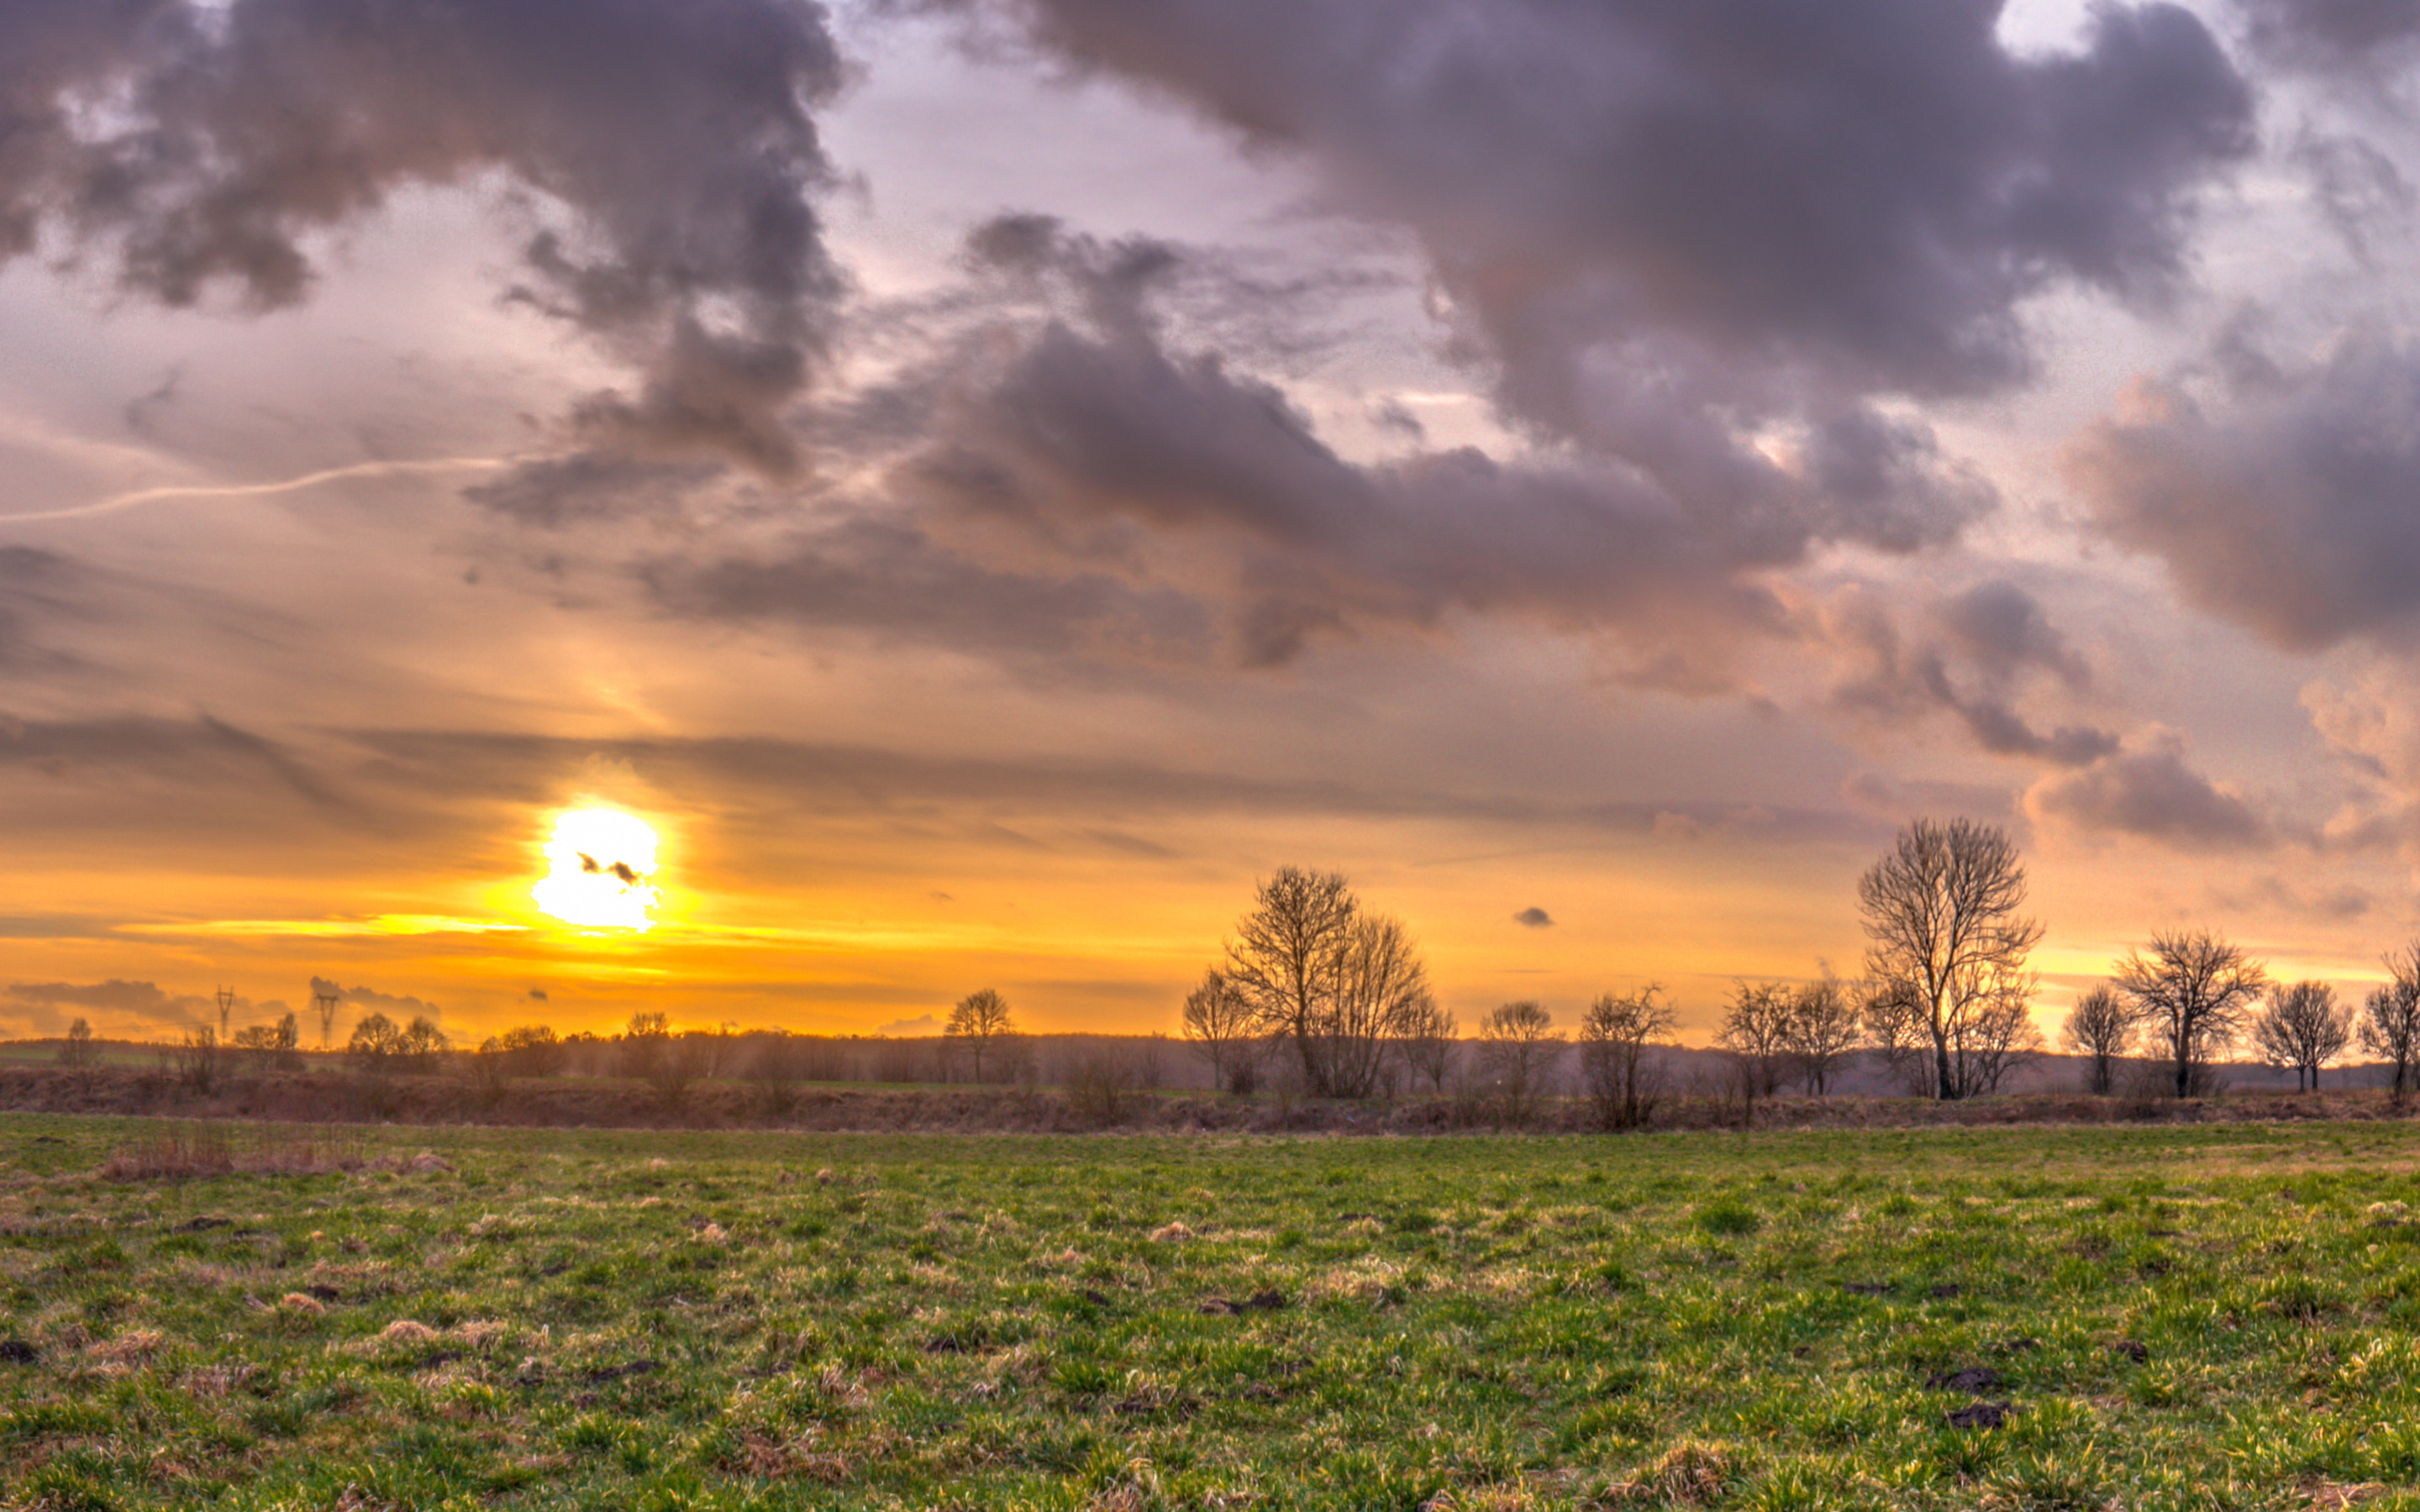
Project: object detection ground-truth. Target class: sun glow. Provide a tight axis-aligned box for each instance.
[532,808,661,930]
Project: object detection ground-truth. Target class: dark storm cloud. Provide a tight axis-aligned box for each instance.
[2069,329,2420,652]
[919,0,2251,409]
[2023,737,2272,848]
[0,0,847,473]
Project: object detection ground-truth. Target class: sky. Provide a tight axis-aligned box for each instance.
[8,0,2420,1046]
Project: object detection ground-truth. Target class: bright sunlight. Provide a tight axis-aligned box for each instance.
[531,807,661,930]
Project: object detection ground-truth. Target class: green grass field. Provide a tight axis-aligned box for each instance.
[5,1116,2420,1510]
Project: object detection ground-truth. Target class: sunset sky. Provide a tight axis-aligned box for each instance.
[8,0,2420,1046]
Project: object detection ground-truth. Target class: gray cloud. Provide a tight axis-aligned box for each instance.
[2070,328,2420,652]
[0,0,847,474]
[696,215,1987,676]
[1512,906,1553,929]
[464,454,728,528]
[6,979,175,1013]
[1824,581,2118,767]
[918,0,2250,412]
[2023,735,2271,848]
[2240,0,2420,63]
[312,977,440,1022]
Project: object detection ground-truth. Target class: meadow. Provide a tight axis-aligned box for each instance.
[5,1118,2420,1510]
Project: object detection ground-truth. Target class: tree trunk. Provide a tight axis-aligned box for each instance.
[1930,1014,1956,1101]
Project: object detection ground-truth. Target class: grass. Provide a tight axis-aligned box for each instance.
[5,1117,2420,1509]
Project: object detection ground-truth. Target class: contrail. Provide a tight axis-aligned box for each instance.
[0,454,523,525]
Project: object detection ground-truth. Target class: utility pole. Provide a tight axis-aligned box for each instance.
[313,989,341,1052]
[215,985,234,1042]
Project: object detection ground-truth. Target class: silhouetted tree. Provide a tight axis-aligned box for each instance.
[945,989,1017,1084]
[493,1024,565,1079]
[1181,969,1265,1095]
[1399,1000,1456,1095]
[2251,981,2351,1092]
[1783,975,1861,1095]
[1223,868,1431,1099]
[2060,986,2133,1095]
[2116,929,2267,1099]
[59,1018,96,1069]
[233,1012,301,1073]
[1718,983,1795,1104]
[2363,944,2420,1106]
[1858,817,2043,1100]
[1579,984,1673,1130]
[1475,1001,1563,1123]
[348,1012,403,1074]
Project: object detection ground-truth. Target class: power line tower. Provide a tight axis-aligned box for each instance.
[313,989,341,1052]
[215,985,234,1042]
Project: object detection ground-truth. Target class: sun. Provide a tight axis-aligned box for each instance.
[532,807,661,930]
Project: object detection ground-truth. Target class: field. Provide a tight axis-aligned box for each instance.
[5,1120,2420,1511]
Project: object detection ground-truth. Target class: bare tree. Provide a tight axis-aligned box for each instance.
[1475,1001,1564,1123]
[1956,991,2044,1095]
[2364,944,2420,1106]
[2060,986,2133,1095]
[59,1018,97,1069]
[494,1024,565,1079]
[1398,999,1456,1095]
[1223,869,1430,1099]
[1783,974,1861,1095]
[173,1024,220,1093]
[1857,817,2044,1101]
[1860,979,1934,1095]
[349,1013,404,1074]
[2251,981,2352,1092]
[1718,983,1795,1103]
[2115,929,2268,1099]
[945,989,1017,1084]
[1578,984,1674,1130]
[618,1011,700,1103]
[1180,969,1265,1095]
[234,1012,302,1074]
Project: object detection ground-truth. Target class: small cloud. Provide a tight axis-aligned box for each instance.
[1512,906,1555,929]
[877,1014,943,1037]
[1653,811,1704,841]
[528,988,549,1001]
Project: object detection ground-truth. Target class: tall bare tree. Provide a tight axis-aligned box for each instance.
[59,1018,97,1069]
[1180,969,1264,1095]
[2251,981,2351,1092]
[1475,1000,1563,1123]
[2115,929,2268,1099]
[1579,984,1674,1130]
[945,988,1017,1084]
[1399,999,1456,1095]
[1857,818,2044,1101]
[1783,975,1861,1095]
[2060,985,2133,1095]
[2363,944,2420,1105]
[1223,868,1430,1099]
[1320,912,1434,1099]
